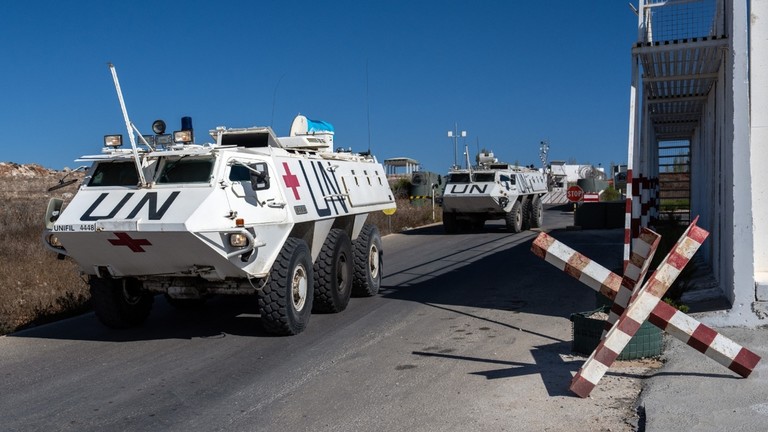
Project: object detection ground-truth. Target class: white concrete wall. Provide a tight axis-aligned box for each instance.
[704,0,758,326]
[751,0,768,303]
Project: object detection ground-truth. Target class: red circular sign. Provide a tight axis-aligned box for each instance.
[566,185,584,202]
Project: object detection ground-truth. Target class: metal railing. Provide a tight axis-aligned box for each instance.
[638,0,723,43]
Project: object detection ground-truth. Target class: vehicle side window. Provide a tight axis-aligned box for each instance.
[88,162,139,186]
[229,165,251,182]
[448,173,470,183]
[157,158,214,184]
[473,173,495,182]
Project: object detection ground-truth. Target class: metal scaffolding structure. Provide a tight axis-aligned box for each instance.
[625,0,727,262]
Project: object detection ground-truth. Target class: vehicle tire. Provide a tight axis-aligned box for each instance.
[531,195,544,228]
[443,213,458,234]
[90,276,154,329]
[258,237,314,335]
[352,224,383,297]
[505,200,523,233]
[521,196,532,230]
[313,229,353,313]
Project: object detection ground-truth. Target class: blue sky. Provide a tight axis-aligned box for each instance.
[1,1,637,172]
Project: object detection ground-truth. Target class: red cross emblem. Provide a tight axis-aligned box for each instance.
[108,232,152,252]
[282,162,301,199]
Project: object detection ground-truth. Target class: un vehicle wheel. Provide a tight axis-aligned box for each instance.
[505,200,523,233]
[313,229,353,313]
[443,213,458,234]
[531,195,544,228]
[259,238,314,335]
[521,197,532,230]
[352,224,383,297]
[90,276,154,329]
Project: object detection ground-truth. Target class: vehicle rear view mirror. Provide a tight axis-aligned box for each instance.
[249,162,270,190]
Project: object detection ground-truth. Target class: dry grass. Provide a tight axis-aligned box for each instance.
[0,170,439,335]
[368,198,442,235]
[0,171,89,334]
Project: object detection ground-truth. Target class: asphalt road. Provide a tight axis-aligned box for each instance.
[0,206,649,431]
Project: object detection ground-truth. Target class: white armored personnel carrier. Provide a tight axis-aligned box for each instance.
[441,151,548,233]
[42,66,396,335]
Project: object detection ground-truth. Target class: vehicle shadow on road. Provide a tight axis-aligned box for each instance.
[381,228,617,322]
[8,295,278,342]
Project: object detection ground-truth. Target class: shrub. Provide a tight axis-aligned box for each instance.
[601,185,621,201]
[0,176,89,334]
[367,198,442,235]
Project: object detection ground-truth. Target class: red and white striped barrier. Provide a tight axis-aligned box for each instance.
[604,228,661,336]
[531,234,622,301]
[531,222,761,396]
[624,173,660,269]
[571,218,708,397]
[647,301,760,378]
[623,168,633,268]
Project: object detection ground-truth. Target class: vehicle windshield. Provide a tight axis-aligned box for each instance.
[88,161,139,187]
[447,173,470,183]
[156,157,214,184]
[472,173,495,182]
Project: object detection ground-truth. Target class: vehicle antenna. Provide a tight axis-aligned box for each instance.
[108,63,147,186]
[271,73,286,128]
[366,59,372,154]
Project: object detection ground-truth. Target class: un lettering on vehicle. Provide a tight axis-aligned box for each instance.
[80,191,180,221]
[284,160,349,217]
[53,224,95,232]
[448,184,489,194]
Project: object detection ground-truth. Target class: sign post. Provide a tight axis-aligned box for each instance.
[567,185,584,209]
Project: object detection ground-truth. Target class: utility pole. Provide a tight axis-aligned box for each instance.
[447,123,467,170]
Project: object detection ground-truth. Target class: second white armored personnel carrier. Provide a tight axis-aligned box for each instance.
[42,66,396,335]
[441,151,548,233]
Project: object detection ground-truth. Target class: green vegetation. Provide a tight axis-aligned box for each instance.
[601,185,621,201]
[659,198,690,210]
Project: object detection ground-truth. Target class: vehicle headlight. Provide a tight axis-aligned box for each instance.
[47,233,63,248]
[141,134,156,147]
[104,135,123,148]
[156,134,173,146]
[229,233,249,248]
[174,130,193,143]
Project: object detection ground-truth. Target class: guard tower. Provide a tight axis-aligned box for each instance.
[627,0,768,325]
[384,157,420,179]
